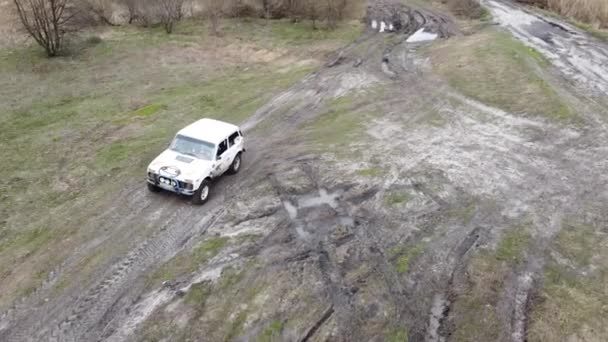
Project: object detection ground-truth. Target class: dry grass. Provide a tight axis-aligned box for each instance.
[442,0,485,19]
[525,0,608,28]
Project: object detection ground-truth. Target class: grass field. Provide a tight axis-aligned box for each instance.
[0,18,363,307]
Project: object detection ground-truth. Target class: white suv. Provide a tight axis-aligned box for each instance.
[146,118,245,204]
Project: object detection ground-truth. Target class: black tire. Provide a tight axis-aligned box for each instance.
[227,153,242,175]
[147,182,161,193]
[192,179,211,205]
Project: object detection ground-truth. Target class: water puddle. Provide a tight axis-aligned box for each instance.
[298,188,341,209]
[281,188,352,240]
[407,28,438,43]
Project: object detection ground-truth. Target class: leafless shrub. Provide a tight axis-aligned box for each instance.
[120,0,139,24]
[13,0,77,56]
[547,0,608,28]
[204,0,222,36]
[443,0,484,19]
[156,0,184,33]
[80,0,116,25]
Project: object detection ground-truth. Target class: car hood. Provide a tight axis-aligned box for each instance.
[148,149,214,181]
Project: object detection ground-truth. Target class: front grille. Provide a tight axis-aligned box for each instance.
[151,173,192,191]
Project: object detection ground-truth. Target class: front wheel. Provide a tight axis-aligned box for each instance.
[227,153,242,175]
[192,179,211,205]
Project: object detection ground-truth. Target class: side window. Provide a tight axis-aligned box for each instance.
[217,140,228,157]
[228,132,239,147]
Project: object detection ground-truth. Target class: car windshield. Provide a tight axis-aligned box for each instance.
[169,134,215,161]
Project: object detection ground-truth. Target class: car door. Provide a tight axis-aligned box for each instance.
[222,131,240,168]
[215,138,231,175]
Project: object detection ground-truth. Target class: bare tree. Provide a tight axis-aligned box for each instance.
[205,0,222,36]
[13,0,75,56]
[121,0,139,24]
[157,0,184,33]
[305,0,321,29]
[81,0,116,26]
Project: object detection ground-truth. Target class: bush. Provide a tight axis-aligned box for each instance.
[443,0,484,19]
[85,35,103,45]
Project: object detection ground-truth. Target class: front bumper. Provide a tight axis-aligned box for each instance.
[147,173,195,196]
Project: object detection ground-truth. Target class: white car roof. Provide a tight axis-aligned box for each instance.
[177,118,239,144]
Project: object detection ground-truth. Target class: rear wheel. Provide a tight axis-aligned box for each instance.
[147,182,161,193]
[192,179,211,205]
[227,153,242,175]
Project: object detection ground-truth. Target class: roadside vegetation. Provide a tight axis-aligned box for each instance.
[9,0,366,56]
[517,0,608,29]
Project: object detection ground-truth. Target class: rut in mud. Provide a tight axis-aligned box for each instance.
[2,0,608,341]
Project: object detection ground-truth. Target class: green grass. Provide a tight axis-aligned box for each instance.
[495,225,531,265]
[428,29,577,122]
[135,104,167,117]
[185,283,212,307]
[449,223,531,341]
[528,224,608,341]
[225,310,249,342]
[449,256,506,341]
[356,167,386,177]
[385,191,412,206]
[305,94,367,147]
[257,320,283,342]
[146,237,229,288]
[552,224,597,267]
[390,243,425,274]
[386,326,408,342]
[223,19,364,48]
[301,88,385,151]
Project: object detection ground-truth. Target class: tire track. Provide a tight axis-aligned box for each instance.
[4,199,225,342]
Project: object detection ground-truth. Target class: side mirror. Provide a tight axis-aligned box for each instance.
[216,155,222,161]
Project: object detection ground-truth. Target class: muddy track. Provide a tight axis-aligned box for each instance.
[483,0,608,97]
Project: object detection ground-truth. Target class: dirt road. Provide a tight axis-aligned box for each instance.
[484,0,608,96]
[2,1,608,341]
